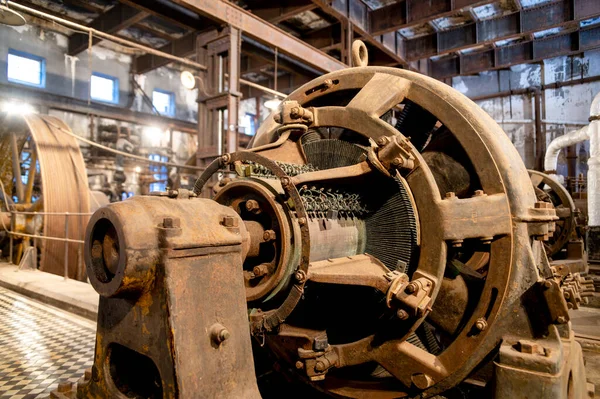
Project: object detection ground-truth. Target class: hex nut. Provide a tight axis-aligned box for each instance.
[211,323,230,345]
[474,318,488,332]
[295,270,307,284]
[411,373,433,389]
[263,230,276,241]
[245,199,261,213]
[397,309,409,320]
[221,215,238,228]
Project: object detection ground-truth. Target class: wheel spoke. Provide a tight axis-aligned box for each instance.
[439,193,511,241]
[24,148,37,204]
[346,73,411,118]
[10,134,24,202]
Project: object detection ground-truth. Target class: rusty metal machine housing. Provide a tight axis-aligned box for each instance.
[57,43,593,398]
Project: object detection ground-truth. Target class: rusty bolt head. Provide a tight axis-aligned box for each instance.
[474,318,488,332]
[313,335,329,351]
[376,136,390,146]
[295,270,307,284]
[253,264,269,277]
[295,361,304,369]
[405,282,418,294]
[315,360,327,372]
[474,190,485,197]
[221,215,238,228]
[273,113,282,123]
[564,291,571,299]
[518,340,539,354]
[411,373,433,390]
[57,382,73,393]
[211,324,230,345]
[263,230,276,241]
[163,217,180,229]
[445,192,456,199]
[220,153,231,164]
[323,79,334,89]
[245,199,261,213]
[557,316,568,324]
[392,157,403,167]
[290,107,300,118]
[280,176,291,187]
[397,309,409,320]
[298,217,307,226]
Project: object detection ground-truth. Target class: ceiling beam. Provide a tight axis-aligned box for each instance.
[406,0,600,62]
[369,0,496,36]
[134,31,198,74]
[169,0,347,73]
[119,0,212,31]
[430,24,600,79]
[252,2,318,24]
[310,0,408,67]
[68,3,149,55]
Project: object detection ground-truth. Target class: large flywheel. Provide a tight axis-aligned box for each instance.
[0,113,90,279]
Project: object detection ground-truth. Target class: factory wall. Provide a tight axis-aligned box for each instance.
[0,23,198,123]
[452,49,600,176]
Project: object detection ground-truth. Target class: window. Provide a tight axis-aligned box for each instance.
[91,73,119,104]
[149,154,168,193]
[152,89,175,117]
[7,49,45,88]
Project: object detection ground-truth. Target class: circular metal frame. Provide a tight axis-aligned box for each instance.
[251,66,537,397]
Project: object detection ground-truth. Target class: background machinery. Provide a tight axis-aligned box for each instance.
[59,43,593,398]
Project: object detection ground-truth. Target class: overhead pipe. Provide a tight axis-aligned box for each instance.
[544,125,589,177]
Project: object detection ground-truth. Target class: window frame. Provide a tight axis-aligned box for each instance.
[90,72,120,104]
[7,49,46,88]
[152,89,176,117]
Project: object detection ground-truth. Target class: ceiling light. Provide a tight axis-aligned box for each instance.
[1,101,35,115]
[180,71,197,90]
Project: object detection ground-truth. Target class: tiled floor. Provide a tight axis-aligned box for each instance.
[0,287,95,399]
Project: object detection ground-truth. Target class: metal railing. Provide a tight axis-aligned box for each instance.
[6,210,92,280]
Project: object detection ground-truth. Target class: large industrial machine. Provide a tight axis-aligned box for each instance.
[55,43,593,398]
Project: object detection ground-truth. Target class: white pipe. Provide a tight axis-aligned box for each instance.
[589,93,600,226]
[544,125,589,173]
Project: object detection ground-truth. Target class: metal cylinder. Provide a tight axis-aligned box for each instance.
[307,217,366,262]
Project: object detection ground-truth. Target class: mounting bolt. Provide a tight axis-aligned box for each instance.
[405,282,418,294]
[220,153,231,164]
[517,340,539,354]
[296,361,304,369]
[557,316,568,324]
[313,335,329,351]
[295,270,307,284]
[263,230,276,241]
[376,136,390,146]
[273,113,282,123]
[253,264,269,277]
[452,239,463,248]
[315,360,327,372]
[298,217,307,226]
[397,309,409,320]
[221,215,238,228]
[163,217,180,229]
[57,382,73,393]
[280,176,291,187]
[392,157,403,167]
[445,192,456,199]
[474,190,485,197]
[411,373,434,389]
[211,323,230,345]
[290,107,300,118]
[245,199,261,214]
[474,318,488,332]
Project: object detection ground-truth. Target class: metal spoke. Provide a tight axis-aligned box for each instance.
[346,73,411,117]
[10,134,24,202]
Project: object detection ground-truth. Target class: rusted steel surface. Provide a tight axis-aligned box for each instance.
[0,114,90,279]
[60,41,591,399]
[72,191,261,398]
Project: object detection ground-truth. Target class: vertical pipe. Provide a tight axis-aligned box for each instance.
[587,93,600,261]
[64,212,69,280]
[534,89,544,171]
